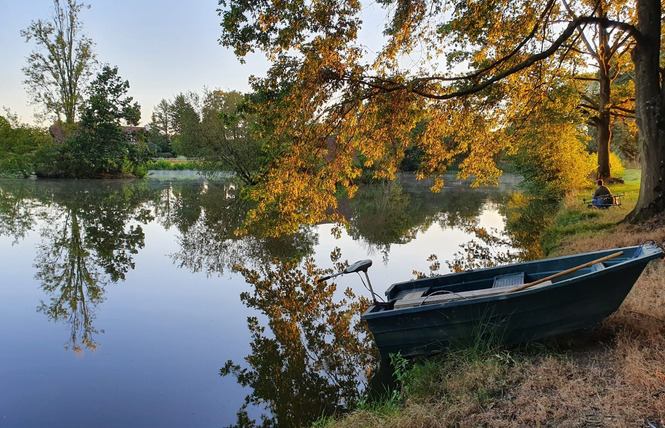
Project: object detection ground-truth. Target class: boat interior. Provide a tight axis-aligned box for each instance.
[363,245,661,313]
[387,260,618,310]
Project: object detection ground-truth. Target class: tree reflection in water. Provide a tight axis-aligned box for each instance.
[0,181,39,243]
[432,199,550,275]
[0,180,154,353]
[222,254,379,428]
[442,192,555,272]
[344,175,522,264]
[0,173,551,424]
[170,181,318,276]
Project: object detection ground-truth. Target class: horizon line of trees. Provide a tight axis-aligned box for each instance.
[5,0,660,233]
[1,74,637,182]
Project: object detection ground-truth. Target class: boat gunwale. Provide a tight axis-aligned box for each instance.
[363,244,663,320]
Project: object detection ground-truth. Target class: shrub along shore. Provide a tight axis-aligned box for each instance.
[319,170,665,427]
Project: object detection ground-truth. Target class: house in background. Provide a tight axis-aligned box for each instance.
[49,123,149,144]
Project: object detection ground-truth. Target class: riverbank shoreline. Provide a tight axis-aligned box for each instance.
[320,169,665,427]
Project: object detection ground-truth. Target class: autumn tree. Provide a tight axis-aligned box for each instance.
[564,0,635,180]
[21,0,96,124]
[218,0,665,227]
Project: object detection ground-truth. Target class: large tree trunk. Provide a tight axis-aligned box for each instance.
[596,92,612,180]
[596,20,612,180]
[626,0,665,222]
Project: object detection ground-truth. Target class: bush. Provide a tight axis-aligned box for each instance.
[134,165,148,178]
[609,152,625,179]
[145,159,201,170]
[0,115,54,177]
[512,131,595,198]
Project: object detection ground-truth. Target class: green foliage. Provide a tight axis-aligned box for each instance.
[133,165,148,178]
[195,90,265,184]
[0,114,53,177]
[21,0,96,124]
[149,99,173,154]
[611,119,638,163]
[389,353,411,402]
[45,65,150,178]
[148,90,263,184]
[168,92,200,157]
[144,159,202,171]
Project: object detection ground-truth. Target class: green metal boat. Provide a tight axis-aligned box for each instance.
[360,244,664,358]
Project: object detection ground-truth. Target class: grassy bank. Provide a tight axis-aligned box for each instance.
[321,170,665,427]
[145,158,202,170]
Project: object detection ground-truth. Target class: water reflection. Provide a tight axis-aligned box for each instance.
[0,180,155,352]
[502,192,556,261]
[0,180,38,243]
[344,176,520,263]
[223,255,378,427]
[171,182,318,276]
[440,193,553,272]
[0,173,549,426]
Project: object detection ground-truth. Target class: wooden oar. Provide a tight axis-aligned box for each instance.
[503,251,624,294]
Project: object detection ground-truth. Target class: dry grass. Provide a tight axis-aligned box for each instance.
[324,210,665,428]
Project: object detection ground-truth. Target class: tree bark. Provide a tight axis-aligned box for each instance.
[596,18,612,180]
[627,0,665,222]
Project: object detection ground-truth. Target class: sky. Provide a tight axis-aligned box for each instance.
[0,0,271,126]
[1,0,392,128]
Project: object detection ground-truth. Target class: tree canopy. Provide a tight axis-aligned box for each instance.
[54,65,148,178]
[149,89,264,184]
[21,0,96,124]
[218,0,665,228]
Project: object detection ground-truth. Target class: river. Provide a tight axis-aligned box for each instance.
[0,172,543,427]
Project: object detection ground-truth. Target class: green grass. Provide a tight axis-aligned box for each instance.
[540,169,641,254]
[145,159,202,170]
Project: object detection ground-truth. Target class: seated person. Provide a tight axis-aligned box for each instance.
[591,179,613,208]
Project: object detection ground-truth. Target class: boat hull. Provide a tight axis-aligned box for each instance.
[362,245,663,358]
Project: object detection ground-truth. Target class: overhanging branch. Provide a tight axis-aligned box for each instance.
[338,16,641,102]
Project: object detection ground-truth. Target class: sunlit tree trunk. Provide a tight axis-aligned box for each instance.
[596,15,612,180]
[628,0,665,222]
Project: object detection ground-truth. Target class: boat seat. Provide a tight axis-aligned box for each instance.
[591,263,605,272]
[492,272,525,288]
[393,280,553,309]
[396,289,428,301]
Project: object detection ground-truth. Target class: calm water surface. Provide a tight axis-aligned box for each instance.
[0,173,538,427]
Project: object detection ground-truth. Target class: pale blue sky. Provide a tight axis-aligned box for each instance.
[1,0,393,127]
[0,0,270,126]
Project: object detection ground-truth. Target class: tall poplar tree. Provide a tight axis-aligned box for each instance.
[21,0,96,124]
